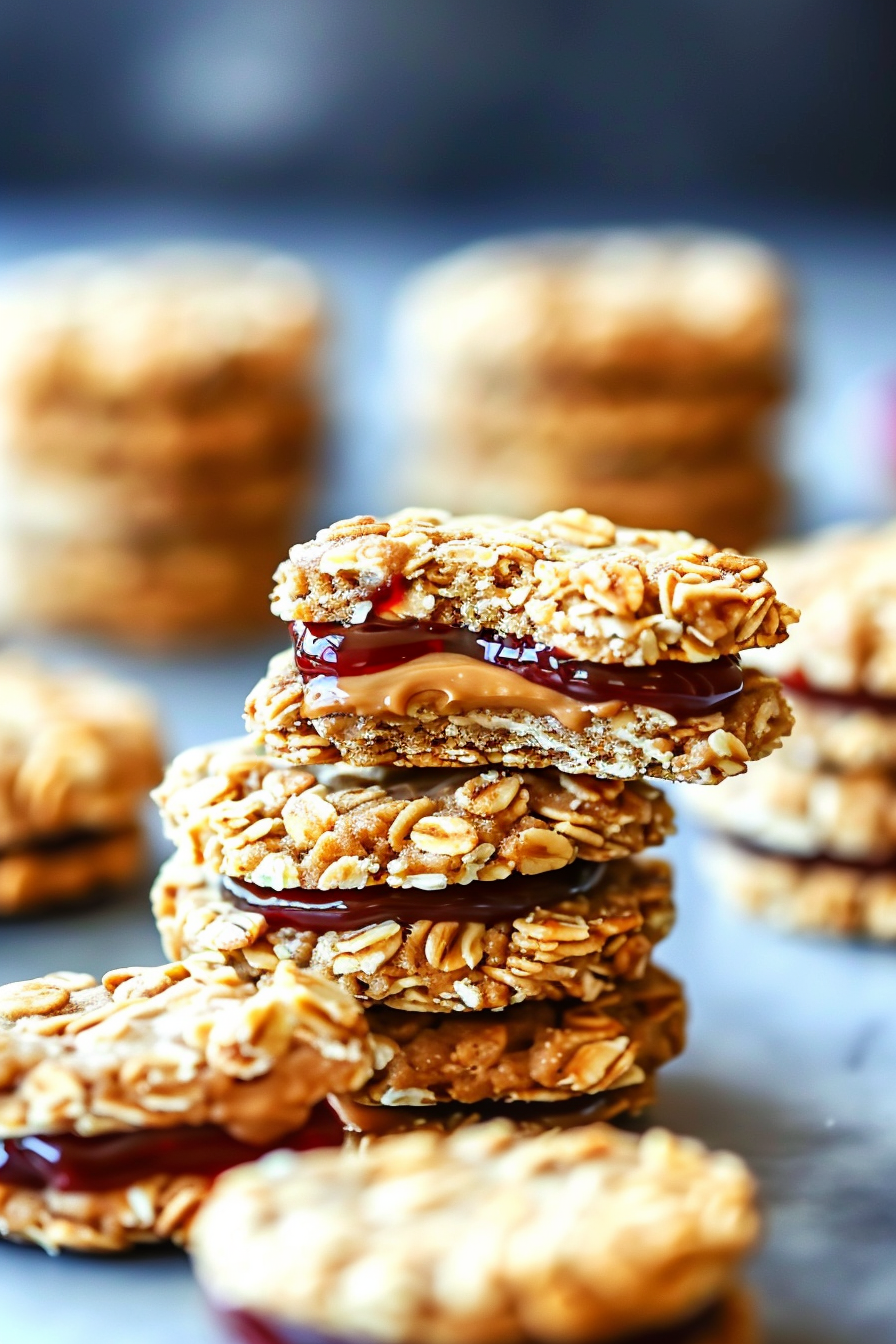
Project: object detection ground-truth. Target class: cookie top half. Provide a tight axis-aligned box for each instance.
[272,509,797,665]
[154,739,673,891]
[0,956,371,1146]
[0,244,324,405]
[192,1119,759,1344]
[394,230,790,391]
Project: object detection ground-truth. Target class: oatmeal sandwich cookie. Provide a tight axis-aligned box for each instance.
[193,1119,759,1344]
[247,508,796,781]
[0,955,372,1253]
[0,655,161,914]
[150,738,675,1011]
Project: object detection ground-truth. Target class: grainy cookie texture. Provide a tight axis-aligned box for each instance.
[0,654,161,851]
[248,654,792,784]
[192,1118,758,1344]
[153,739,673,890]
[152,850,674,1012]
[360,964,684,1105]
[270,510,797,665]
[0,955,371,1144]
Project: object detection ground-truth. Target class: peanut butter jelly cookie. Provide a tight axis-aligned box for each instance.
[192,1118,758,1344]
[0,655,161,914]
[0,956,371,1252]
[151,849,674,1012]
[249,509,796,781]
[153,738,674,890]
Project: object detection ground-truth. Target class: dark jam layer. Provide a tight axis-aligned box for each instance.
[291,619,743,719]
[217,1300,730,1344]
[330,1089,637,1138]
[0,1101,344,1193]
[782,669,896,717]
[222,860,607,933]
[732,834,896,875]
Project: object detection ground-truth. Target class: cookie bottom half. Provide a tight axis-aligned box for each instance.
[0,827,142,916]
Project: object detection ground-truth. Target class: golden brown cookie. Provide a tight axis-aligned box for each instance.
[0,956,371,1252]
[151,848,674,1012]
[192,1117,757,1344]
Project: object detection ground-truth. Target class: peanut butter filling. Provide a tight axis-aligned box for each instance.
[299,652,624,731]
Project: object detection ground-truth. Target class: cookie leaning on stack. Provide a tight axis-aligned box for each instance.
[0,245,325,647]
[684,521,896,939]
[0,955,371,1252]
[151,507,797,1134]
[393,231,793,550]
[0,655,161,915]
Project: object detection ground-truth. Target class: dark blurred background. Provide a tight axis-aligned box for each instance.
[2,0,895,208]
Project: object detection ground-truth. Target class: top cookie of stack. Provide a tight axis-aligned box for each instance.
[393,231,792,552]
[0,245,325,647]
[248,507,798,782]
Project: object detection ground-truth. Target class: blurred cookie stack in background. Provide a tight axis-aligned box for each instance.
[0,245,325,649]
[685,521,896,940]
[393,231,792,551]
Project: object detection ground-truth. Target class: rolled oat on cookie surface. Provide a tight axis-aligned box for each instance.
[247,508,797,780]
[192,1117,758,1344]
[0,954,371,1252]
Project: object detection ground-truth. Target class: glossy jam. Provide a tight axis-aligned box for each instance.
[0,1101,343,1193]
[292,619,743,718]
[217,1301,728,1344]
[221,860,607,933]
[782,669,896,716]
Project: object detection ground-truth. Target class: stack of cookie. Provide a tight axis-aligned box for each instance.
[0,655,161,917]
[0,245,324,647]
[151,507,797,1133]
[393,232,792,552]
[685,521,896,940]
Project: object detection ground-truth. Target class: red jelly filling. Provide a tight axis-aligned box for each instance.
[292,618,743,719]
[782,669,896,716]
[221,860,607,933]
[0,1101,343,1193]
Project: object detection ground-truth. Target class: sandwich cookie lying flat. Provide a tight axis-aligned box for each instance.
[248,509,796,782]
[0,956,371,1252]
[0,655,161,915]
[192,1119,759,1344]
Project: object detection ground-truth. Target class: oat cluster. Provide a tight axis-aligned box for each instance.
[154,739,673,891]
[271,510,796,666]
[152,851,674,1013]
[360,965,684,1106]
[0,956,371,1145]
[192,1118,758,1344]
[248,655,792,784]
[0,1172,210,1255]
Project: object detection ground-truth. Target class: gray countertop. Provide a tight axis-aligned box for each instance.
[1,198,896,1344]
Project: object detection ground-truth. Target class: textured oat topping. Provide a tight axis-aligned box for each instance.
[0,654,161,850]
[0,245,324,405]
[0,956,371,1145]
[152,850,674,1012]
[755,522,896,696]
[701,836,896,943]
[192,1117,757,1344]
[683,753,896,864]
[361,964,684,1105]
[270,510,796,666]
[393,230,789,388]
[153,739,673,891]
[248,656,792,784]
[0,1172,210,1255]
